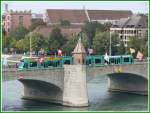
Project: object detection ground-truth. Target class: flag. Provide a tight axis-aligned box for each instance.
[136,51,143,60]
[104,52,109,62]
[39,57,44,63]
[58,49,62,56]
[130,48,135,54]
[88,48,93,55]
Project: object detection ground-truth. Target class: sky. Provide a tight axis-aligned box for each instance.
[1,1,148,14]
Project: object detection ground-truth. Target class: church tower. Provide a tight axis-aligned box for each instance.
[72,38,86,65]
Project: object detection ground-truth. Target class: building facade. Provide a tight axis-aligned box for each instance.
[3,10,32,34]
[110,14,148,47]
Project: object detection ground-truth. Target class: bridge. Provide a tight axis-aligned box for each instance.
[2,38,148,107]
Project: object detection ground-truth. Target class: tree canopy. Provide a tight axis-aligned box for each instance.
[8,25,29,40]
[47,27,67,50]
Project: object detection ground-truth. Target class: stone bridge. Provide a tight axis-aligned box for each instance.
[2,62,148,106]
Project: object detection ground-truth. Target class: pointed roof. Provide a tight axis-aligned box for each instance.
[72,38,86,54]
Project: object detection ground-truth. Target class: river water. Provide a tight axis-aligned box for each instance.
[2,75,148,111]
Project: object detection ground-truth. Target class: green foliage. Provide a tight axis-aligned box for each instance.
[8,25,29,40]
[92,32,109,54]
[128,36,148,57]
[25,32,46,51]
[62,35,78,55]
[48,27,67,50]
[15,39,26,51]
[82,21,97,48]
[60,20,71,27]
[82,21,111,48]
[62,33,88,55]
[111,33,120,55]
[117,41,126,55]
[92,32,119,55]
[2,36,10,49]
[29,19,46,31]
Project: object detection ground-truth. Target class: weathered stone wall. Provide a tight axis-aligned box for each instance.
[3,68,64,89]
[19,79,63,104]
[87,63,148,81]
[63,65,88,106]
[107,73,148,95]
[2,63,148,106]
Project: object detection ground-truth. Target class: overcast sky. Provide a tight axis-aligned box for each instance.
[1,1,148,14]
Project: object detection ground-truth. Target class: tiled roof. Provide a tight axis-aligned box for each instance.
[46,9,132,24]
[112,14,148,28]
[88,10,132,20]
[46,9,88,24]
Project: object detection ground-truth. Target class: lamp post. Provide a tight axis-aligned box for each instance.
[29,32,32,58]
[109,31,112,56]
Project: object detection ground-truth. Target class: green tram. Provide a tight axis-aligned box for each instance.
[18,55,134,70]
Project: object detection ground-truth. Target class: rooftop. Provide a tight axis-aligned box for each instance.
[112,14,148,28]
[46,9,132,24]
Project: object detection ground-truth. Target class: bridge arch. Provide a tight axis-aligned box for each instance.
[107,73,148,95]
[18,79,63,104]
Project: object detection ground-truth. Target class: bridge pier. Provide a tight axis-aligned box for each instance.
[63,65,88,107]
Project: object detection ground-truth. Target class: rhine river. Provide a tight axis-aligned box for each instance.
[2,74,148,111]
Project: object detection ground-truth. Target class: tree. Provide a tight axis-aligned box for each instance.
[128,36,148,57]
[82,21,107,48]
[116,41,126,55]
[15,39,26,52]
[48,27,67,50]
[60,20,70,27]
[92,32,109,54]
[62,35,78,55]
[62,33,88,55]
[2,36,10,52]
[24,32,46,53]
[111,33,120,55]
[92,32,119,55]
[8,25,29,40]
[29,19,46,31]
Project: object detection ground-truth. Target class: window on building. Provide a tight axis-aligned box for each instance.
[19,16,23,26]
[120,36,123,40]
[125,36,126,40]
[134,30,136,34]
[131,25,135,28]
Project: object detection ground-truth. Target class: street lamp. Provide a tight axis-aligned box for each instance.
[29,32,32,58]
[109,31,112,56]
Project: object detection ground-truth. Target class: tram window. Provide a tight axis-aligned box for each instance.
[95,59,101,63]
[23,63,28,68]
[116,59,120,64]
[88,59,92,64]
[64,60,70,64]
[48,61,53,66]
[124,58,129,62]
[30,62,37,67]
[110,58,115,63]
